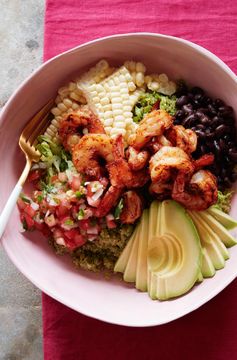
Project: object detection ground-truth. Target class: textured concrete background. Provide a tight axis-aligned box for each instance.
[0,1,44,359]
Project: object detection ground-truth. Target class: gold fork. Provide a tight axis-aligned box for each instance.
[0,100,54,238]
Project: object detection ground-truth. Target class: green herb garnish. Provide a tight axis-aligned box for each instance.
[77,209,85,220]
[114,198,124,220]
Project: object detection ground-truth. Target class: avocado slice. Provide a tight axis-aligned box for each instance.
[147,201,162,298]
[136,209,149,291]
[201,247,216,278]
[197,272,204,283]
[189,212,227,270]
[199,211,237,248]
[114,226,138,273]
[150,200,202,300]
[207,207,237,230]
[123,214,146,283]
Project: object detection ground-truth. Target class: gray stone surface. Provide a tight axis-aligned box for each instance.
[0,1,44,359]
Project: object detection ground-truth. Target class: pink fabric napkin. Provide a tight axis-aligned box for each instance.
[43,1,237,359]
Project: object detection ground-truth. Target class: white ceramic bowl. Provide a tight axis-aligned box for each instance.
[1,33,237,327]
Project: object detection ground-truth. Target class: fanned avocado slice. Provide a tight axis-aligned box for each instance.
[136,209,149,292]
[151,200,202,300]
[189,212,227,270]
[114,226,138,273]
[207,207,237,230]
[199,211,237,248]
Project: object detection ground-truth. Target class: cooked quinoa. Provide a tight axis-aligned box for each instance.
[50,224,134,272]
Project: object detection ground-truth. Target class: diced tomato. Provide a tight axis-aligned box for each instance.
[24,204,36,217]
[56,203,71,218]
[74,233,86,247]
[70,175,81,191]
[86,184,93,198]
[63,229,86,249]
[106,218,117,229]
[28,169,42,182]
[78,219,90,231]
[17,198,27,211]
[34,222,51,237]
[64,229,78,240]
[21,213,35,229]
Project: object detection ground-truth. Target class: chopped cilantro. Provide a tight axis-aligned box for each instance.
[37,195,43,203]
[213,190,233,214]
[114,198,124,220]
[22,219,28,231]
[64,219,74,225]
[132,91,177,123]
[77,209,85,220]
[20,194,31,204]
[75,191,84,199]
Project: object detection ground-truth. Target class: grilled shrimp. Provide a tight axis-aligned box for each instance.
[149,181,173,199]
[149,146,194,183]
[120,191,143,224]
[172,169,218,211]
[72,134,114,179]
[94,186,122,218]
[126,147,150,171]
[165,125,197,154]
[128,110,173,149]
[146,135,172,154]
[59,108,105,151]
[107,135,150,188]
[194,154,214,170]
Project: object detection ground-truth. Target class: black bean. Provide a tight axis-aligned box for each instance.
[218,105,233,117]
[194,93,204,102]
[207,104,217,116]
[200,95,212,106]
[214,140,221,155]
[195,130,205,140]
[175,109,185,119]
[228,149,237,162]
[182,104,193,114]
[214,98,225,108]
[218,138,225,151]
[206,132,215,140]
[191,86,204,95]
[215,124,229,137]
[200,115,211,125]
[200,145,207,154]
[198,107,209,114]
[196,124,205,130]
[182,113,198,127]
[176,95,189,108]
[211,116,221,127]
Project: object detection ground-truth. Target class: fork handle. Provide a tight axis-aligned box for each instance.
[0,182,22,238]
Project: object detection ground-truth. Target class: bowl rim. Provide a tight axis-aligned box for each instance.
[1,32,237,327]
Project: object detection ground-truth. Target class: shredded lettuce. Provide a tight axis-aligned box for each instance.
[213,190,233,214]
[36,135,73,182]
[132,91,177,123]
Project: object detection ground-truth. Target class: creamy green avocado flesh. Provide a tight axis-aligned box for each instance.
[151,200,202,300]
[207,207,237,230]
[114,200,237,301]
